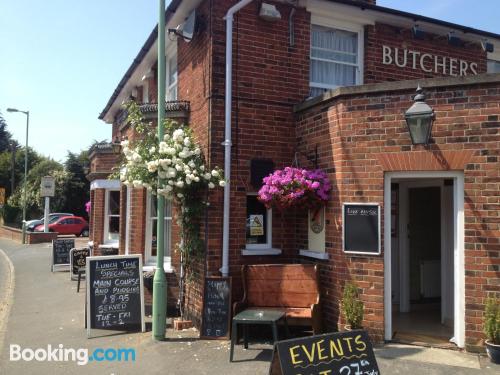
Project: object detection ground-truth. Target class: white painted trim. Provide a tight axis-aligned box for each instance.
[300,249,329,260]
[384,171,465,348]
[143,264,174,273]
[342,202,381,255]
[241,248,282,256]
[103,189,120,245]
[125,186,131,255]
[90,179,121,190]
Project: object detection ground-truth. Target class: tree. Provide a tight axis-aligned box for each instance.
[62,151,90,218]
[8,158,68,220]
[0,111,12,152]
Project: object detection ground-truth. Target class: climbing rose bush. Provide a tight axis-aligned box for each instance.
[258,167,331,210]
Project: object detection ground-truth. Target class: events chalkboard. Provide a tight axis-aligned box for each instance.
[86,255,145,337]
[70,248,90,280]
[269,330,380,375]
[343,203,381,255]
[52,239,75,271]
[200,277,231,339]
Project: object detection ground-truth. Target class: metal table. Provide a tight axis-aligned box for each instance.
[230,309,287,362]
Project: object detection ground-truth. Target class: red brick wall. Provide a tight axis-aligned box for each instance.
[90,188,105,247]
[90,152,119,174]
[295,78,500,346]
[364,23,487,84]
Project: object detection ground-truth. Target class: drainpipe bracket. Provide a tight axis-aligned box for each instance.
[221,140,232,146]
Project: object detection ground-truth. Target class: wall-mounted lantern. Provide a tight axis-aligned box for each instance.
[404,86,435,145]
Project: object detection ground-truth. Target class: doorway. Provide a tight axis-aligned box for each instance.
[383,172,465,348]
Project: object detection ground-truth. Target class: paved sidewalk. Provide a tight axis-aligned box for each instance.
[0,238,498,374]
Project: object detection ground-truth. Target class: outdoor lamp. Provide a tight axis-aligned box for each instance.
[404,86,435,145]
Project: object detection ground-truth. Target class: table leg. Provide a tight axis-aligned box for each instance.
[230,320,237,362]
[272,322,279,344]
[243,324,249,349]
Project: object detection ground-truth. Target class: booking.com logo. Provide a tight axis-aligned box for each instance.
[10,344,136,366]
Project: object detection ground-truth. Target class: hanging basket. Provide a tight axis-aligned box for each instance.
[257,167,331,211]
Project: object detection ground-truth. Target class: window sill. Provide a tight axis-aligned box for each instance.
[241,248,282,256]
[98,243,119,249]
[299,249,329,260]
[143,264,174,273]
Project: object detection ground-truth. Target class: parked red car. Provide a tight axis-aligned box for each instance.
[34,216,89,237]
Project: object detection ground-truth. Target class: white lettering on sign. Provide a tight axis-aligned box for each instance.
[382,45,478,76]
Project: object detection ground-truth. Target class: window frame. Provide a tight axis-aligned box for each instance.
[103,189,121,245]
[166,43,178,101]
[145,192,172,267]
[310,15,364,94]
[245,192,273,250]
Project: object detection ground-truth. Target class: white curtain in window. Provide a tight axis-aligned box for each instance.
[310,25,358,96]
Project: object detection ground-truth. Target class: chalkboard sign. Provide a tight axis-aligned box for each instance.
[343,203,381,255]
[86,255,145,337]
[269,330,380,375]
[200,277,231,339]
[52,239,75,271]
[70,248,90,280]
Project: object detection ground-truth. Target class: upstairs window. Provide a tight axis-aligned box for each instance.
[166,46,178,101]
[488,59,500,73]
[310,23,362,97]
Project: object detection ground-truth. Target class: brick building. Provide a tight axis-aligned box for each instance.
[88,0,500,350]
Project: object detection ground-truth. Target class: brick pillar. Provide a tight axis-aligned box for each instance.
[128,188,147,256]
[89,190,94,240]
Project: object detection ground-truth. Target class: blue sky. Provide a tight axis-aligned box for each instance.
[1,0,499,162]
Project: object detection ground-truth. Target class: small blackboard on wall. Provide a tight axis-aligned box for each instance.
[343,203,381,255]
[70,248,90,281]
[86,255,145,337]
[269,330,380,375]
[52,239,75,272]
[200,277,231,339]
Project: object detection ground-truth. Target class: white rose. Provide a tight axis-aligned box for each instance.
[163,134,170,141]
[149,146,156,154]
[167,168,176,178]
[204,173,212,180]
[193,176,200,182]
[177,193,184,198]
[188,161,196,168]
[194,148,201,155]
[165,185,172,192]
[168,180,174,185]
[200,165,205,171]
[175,164,183,171]
[208,182,215,189]
[183,137,191,147]
[211,170,219,177]
[219,180,226,187]
[176,181,184,188]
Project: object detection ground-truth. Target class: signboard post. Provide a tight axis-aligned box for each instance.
[269,330,380,375]
[70,248,91,292]
[86,255,145,337]
[51,239,75,272]
[343,203,381,255]
[40,176,55,233]
[200,276,231,339]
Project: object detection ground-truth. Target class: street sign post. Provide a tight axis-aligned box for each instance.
[40,176,55,232]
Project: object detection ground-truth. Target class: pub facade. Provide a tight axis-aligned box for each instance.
[87,0,500,350]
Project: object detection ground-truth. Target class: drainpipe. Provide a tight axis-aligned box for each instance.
[221,0,254,277]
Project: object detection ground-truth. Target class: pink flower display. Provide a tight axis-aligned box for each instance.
[85,201,91,214]
[258,167,331,210]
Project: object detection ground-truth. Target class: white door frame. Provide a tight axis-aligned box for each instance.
[384,171,465,348]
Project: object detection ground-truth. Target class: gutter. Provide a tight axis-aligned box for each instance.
[98,0,183,121]
[327,0,500,40]
[221,0,254,277]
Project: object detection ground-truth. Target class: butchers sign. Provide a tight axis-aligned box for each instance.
[382,45,478,76]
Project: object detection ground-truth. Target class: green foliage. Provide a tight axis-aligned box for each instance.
[119,101,224,275]
[62,151,90,218]
[342,282,364,329]
[0,204,22,226]
[0,111,12,152]
[484,297,500,344]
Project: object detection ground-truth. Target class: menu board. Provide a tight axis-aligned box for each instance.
[70,248,90,280]
[86,255,145,337]
[52,239,75,271]
[269,330,380,375]
[200,277,231,339]
[343,203,381,255]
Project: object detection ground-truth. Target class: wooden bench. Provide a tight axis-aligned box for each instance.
[233,264,322,334]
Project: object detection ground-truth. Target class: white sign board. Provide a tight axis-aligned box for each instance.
[40,176,55,197]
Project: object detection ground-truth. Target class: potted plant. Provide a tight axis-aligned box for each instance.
[484,297,500,364]
[342,282,364,330]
